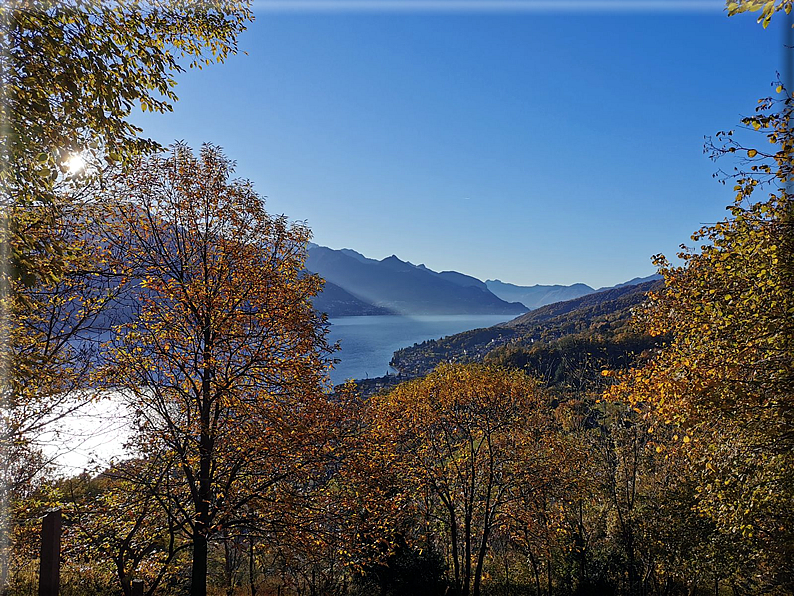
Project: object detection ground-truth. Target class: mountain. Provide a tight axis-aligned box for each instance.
[390,279,662,378]
[306,245,528,316]
[485,273,662,310]
[595,273,662,291]
[313,280,393,316]
[485,280,595,309]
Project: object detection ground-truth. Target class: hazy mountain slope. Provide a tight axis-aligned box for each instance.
[313,280,393,316]
[486,279,595,309]
[306,246,527,315]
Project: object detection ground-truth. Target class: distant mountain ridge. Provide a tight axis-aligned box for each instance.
[307,244,527,316]
[485,274,662,310]
[307,243,661,317]
[485,280,595,309]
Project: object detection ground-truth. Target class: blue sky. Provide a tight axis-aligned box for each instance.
[130,2,784,287]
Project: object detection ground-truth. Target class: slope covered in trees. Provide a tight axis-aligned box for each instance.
[391,280,661,378]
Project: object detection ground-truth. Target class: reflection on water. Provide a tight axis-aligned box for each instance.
[39,391,134,474]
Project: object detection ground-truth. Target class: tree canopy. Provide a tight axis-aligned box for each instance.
[101,143,336,596]
[1,0,252,284]
[608,80,794,591]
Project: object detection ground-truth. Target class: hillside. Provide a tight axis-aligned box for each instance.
[503,279,661,329]
[390,280,662,377]
[485,273,662,310]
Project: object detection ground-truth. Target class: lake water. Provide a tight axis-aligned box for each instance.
[326,314,515,385]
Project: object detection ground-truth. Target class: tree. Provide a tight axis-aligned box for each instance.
[365,364,555,596]
[0,191,127,589]
[0,0,252,281]
[61,464,190,596]
[604,5,794,591]
[608,82,794,591]
[101,144,335,596]
[1,3,253,585]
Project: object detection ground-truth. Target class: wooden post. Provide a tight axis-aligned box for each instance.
[131,579,144,596]
[38,509,61,596]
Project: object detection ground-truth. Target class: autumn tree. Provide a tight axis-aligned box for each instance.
[0,188,129,589]
[364,364,556,596]
[1,2,253,586]
[65,458,193,596]
[101,144,335,596]
[0,0,256,443]
[1,0,255,428]
[0,0,252,283]
[608,75,794,592]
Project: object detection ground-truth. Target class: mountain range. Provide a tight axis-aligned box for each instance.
[307,244,527,316]
[484,274,661,310]
[307,243,660,317]
[484,280,595,310]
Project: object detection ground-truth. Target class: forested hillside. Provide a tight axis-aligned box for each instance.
[391,280,661,377]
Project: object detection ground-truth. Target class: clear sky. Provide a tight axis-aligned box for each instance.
[129,1,785,288]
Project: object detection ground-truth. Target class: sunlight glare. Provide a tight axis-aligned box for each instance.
[64,153,86,175]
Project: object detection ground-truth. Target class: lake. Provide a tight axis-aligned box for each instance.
[326,314,515,385]
[45,314,515,472]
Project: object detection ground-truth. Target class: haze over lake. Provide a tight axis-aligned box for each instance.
[326,314,514,385]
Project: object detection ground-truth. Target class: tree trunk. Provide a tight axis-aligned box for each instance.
[472,520,492,596]
[463,509,472,596]
[547,549,552,596]
[191,529,208,596]
[625,529,638,596]
[249,534,257,596]
[192,323,214,596]
[191,412,212,596]
[449,504,461,595]
[224,536,238,596]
